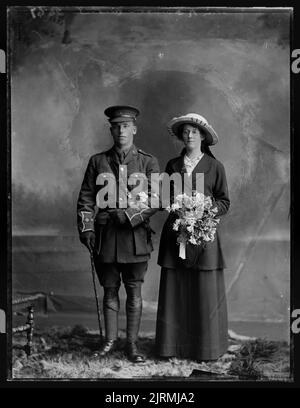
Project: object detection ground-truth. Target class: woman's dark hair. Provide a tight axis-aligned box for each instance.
[177,123,216,159]
[201,143,216,159]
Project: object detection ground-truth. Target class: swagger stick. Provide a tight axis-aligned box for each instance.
[89,250,103,342]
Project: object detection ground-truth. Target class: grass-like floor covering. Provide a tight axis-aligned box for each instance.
[11,325,291,381]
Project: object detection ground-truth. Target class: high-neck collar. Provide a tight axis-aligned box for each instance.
[112,144,135,163]
[184,151,204,163]
[113,144,133,156]
[184,152,204,175]
[184,144,202,157]
[172,152,212,175]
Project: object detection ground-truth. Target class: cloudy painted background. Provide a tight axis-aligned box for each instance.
[11,8,290,336]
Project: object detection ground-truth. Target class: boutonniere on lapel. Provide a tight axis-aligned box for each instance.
[127,191,149,210]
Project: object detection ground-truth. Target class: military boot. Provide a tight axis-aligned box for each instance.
[124,285,145,363]
[98,287,119,357]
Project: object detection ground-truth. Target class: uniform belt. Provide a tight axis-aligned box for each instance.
[95,211,111,225]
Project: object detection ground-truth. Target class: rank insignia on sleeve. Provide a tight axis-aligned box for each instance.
[80,211,94,232]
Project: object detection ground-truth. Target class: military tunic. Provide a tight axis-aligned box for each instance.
[77,144,160,263]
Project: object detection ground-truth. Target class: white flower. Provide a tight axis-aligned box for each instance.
[189,236,197,245]
[195,208,204,219]
[187,217,197,226]
[194,192,205,205]
[187,225,194,233]
[173,219,181,231]
[184,213,196,222]
[204,196,212,205]
[183,196,194,209]
[172,202,181,211]
[137,191,148,202]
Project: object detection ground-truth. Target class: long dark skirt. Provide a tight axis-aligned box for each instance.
[155,267,228,361]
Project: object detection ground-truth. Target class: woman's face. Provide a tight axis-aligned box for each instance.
[181,124,204,151]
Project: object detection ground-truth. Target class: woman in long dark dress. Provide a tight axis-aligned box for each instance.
[155,113,230,361]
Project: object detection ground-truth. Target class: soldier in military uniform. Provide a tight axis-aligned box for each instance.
[77,106,160,363]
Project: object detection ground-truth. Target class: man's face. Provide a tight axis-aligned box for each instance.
[110,120,137,149]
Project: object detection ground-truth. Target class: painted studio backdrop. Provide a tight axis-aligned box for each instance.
[10,8,290,340]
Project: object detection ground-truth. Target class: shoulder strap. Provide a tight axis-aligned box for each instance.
[137,148,153,158]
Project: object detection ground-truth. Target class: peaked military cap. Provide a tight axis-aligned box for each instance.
[104,105,140,123]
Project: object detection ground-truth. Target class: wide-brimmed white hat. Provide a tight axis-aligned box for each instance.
[167,113,218,146]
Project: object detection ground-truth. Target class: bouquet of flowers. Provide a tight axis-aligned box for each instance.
[166,192,220,259]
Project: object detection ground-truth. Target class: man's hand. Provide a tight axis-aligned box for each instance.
[109,209,129,226]
[80,231,95,252]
